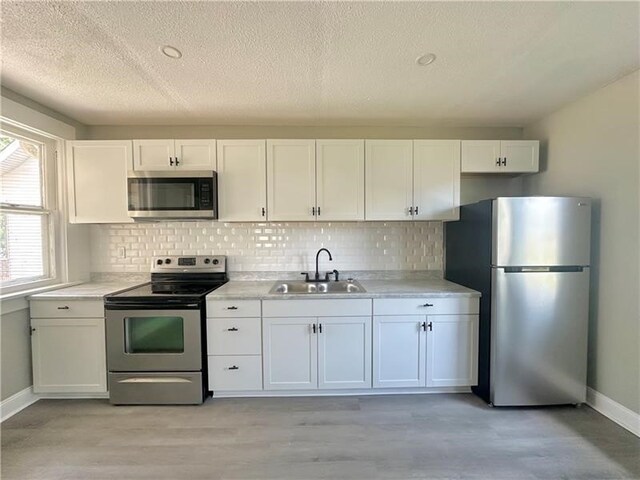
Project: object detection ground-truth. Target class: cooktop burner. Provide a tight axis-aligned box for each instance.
[105,255,227,306]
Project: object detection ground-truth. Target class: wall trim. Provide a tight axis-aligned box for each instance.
[587,387,640,437]
[0,387,39,422]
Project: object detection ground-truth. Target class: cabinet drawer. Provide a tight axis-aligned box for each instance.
[207,317,261,355]
[207,300,261,317]
[30,300,104,318]
[208,355,263,391]
[373,297,478,316]
[262,299,372,317]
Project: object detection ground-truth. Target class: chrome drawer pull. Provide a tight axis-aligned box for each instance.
[227,327,239,332]
[57,306,70,310]
[421,303,434,307]
[228,366,239,370]
[226,306,238,310]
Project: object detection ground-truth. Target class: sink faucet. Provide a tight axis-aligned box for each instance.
[315,248,332,281]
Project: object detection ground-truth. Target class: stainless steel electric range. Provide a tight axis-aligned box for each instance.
[104,256,227,405]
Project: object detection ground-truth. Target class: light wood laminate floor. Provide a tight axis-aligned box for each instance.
[2,394,639,479]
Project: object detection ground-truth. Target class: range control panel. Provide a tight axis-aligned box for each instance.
[151,255,226,273]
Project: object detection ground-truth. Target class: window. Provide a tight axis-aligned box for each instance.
[0,128,57,291]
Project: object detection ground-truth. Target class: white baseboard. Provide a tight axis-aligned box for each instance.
[212,386,471,398]
[1,386,39,422]
[587,387,640,437]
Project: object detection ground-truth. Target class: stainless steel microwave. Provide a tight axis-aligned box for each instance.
[127,171,217,220]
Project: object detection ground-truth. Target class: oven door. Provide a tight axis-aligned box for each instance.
[106,308,202,372]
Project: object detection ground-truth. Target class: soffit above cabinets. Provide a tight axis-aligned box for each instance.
[2,2,638,126]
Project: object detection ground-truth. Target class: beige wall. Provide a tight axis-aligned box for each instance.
[0,307,32,401]
[523,70,640,414]
[84,124,522,141]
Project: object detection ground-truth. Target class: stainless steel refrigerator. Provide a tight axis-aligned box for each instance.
[445,197,591,406]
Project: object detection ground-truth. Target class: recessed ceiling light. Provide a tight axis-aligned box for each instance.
[161,45,182,59]
[416,53,437,66]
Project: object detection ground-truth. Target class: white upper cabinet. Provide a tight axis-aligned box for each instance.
[174,139,217,170]
[266,140,316,221]
[133,139,216,171]
[365,140,413,220]
[316,140,365,221]
[66,140,133,223]
[461,140,539,173]
[217,140,267,222]
[499,140,539,173]
[413,140,461,221]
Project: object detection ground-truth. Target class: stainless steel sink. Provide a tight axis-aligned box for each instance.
[269,280,366,294]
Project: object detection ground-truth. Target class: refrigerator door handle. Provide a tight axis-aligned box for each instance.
[503,266,585,273]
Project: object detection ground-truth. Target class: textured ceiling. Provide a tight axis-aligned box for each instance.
[1,1,638,126]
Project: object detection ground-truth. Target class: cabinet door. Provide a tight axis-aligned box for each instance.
[413,140,461,221]
[66,141,133,223]
[373,316,425,388]
[174,139,216,170]
[217,140,267,221]
[461,140,501,173]
[426,315,478,387]
[316,140,365,221]
[266,140,316,221]
[132,139,175,171]
[31,318,107,393]
[318,317,371,389]
[263,317,317,390]
[500,140,539,173]
[365,140,413,220]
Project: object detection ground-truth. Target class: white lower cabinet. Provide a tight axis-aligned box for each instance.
[318,317,371,389]
[426,315,478,387]
[206,302,263,391]
[262,317,318,390]
[372,298,479,389]
[30,317,107,394]
[262,299,373,391]
[373,316,426,388]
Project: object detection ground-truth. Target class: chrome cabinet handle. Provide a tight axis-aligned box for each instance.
[312,324,317,334]
[169,157,174,166]
[175,157,180,166]
[318,323,322,333]
[408,207,414,215]
[226,306,238,310]
[227,327,238,332]
[420,303,434,307]
[228,366,239,370]
[414,206,419,215]
[421,321,426,331]
[427,321,433,332]
[317,207,321,216]
[501,158,507,166]
[261,207,266,217]
[311,207,316,216]
[57,306,69,310]
[496,157,501,166]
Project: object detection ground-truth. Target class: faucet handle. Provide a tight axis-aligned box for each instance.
[300,272,310,282]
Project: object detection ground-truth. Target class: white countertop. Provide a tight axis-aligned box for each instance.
[28,282,144,300]
[207,278,480,300]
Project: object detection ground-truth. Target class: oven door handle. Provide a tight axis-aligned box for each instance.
[116,377,194,384]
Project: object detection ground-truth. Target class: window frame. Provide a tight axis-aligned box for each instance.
[0,124,61,294]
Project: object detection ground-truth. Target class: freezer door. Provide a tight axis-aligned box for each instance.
[490,267,589,406]
[492,197,591,267]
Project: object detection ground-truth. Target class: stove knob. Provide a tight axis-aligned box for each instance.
[204,258,211,264]
[157,259,163,265]
[212,259,219,265]
[165,258,171,264]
